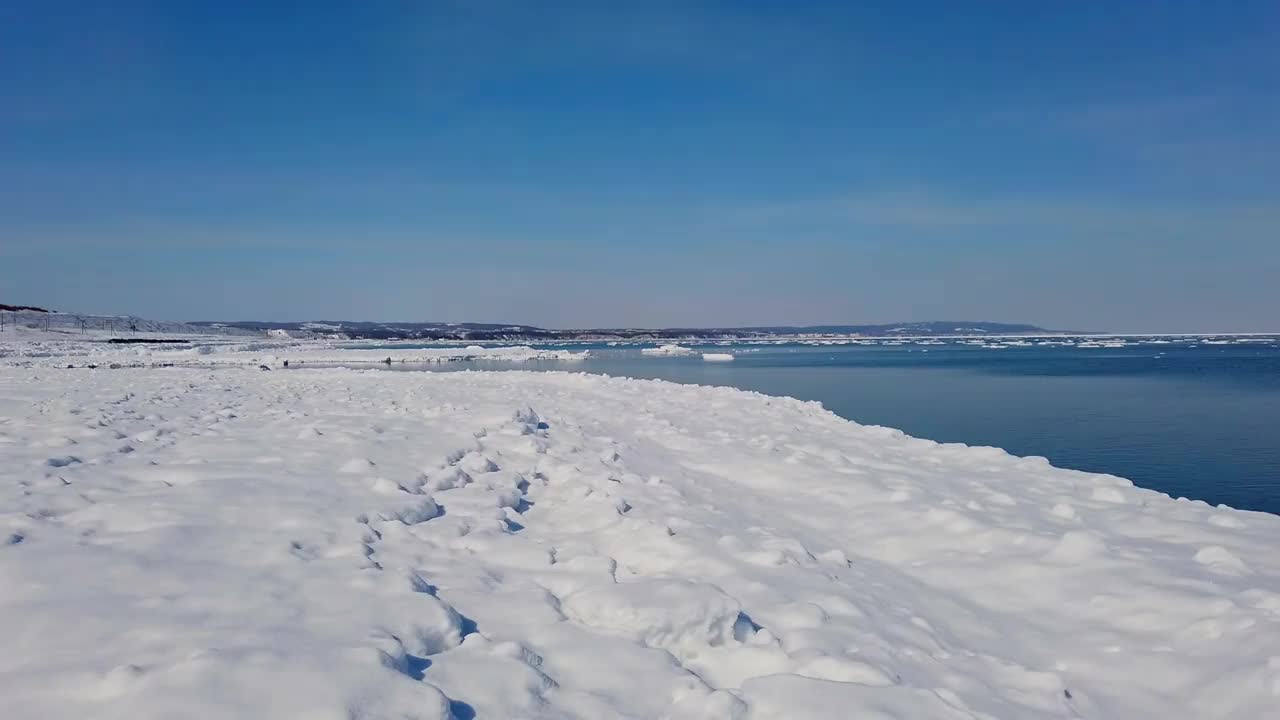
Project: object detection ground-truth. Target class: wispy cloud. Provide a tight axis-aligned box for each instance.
[703,188,1279,240]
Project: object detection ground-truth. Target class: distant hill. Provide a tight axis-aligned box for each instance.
[188,319,1069,341]
[734,321,1057,336]
[0,308,256,337]
[1,308,1080,341]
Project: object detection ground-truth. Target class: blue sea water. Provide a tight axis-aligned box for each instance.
[332,339,1280,515]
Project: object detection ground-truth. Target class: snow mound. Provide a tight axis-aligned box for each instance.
[561,580,743,649]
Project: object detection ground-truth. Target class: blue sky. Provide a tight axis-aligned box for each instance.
[2,1,1276,331]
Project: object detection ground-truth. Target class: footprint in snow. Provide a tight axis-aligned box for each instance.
[44,456,81,468]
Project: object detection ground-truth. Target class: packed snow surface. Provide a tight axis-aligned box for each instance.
[2,361,1279,719]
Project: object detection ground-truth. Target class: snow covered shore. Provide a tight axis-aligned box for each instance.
[2,362,1278,719]
[0,338,587,368]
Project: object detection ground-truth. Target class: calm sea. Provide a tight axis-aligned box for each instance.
[330,339,1280,516]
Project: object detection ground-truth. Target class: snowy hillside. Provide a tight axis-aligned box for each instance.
[0,309,257,339]
[2,361,1277,719]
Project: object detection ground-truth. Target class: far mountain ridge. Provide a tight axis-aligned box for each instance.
[188,320,1077,341]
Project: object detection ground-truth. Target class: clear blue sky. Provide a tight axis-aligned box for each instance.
[2,1,1276,331]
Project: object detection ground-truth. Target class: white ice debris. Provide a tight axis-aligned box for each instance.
[1,351,1278,719]
[641,344,695,356]
[0,338,587,369]
[702,353,735,362]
